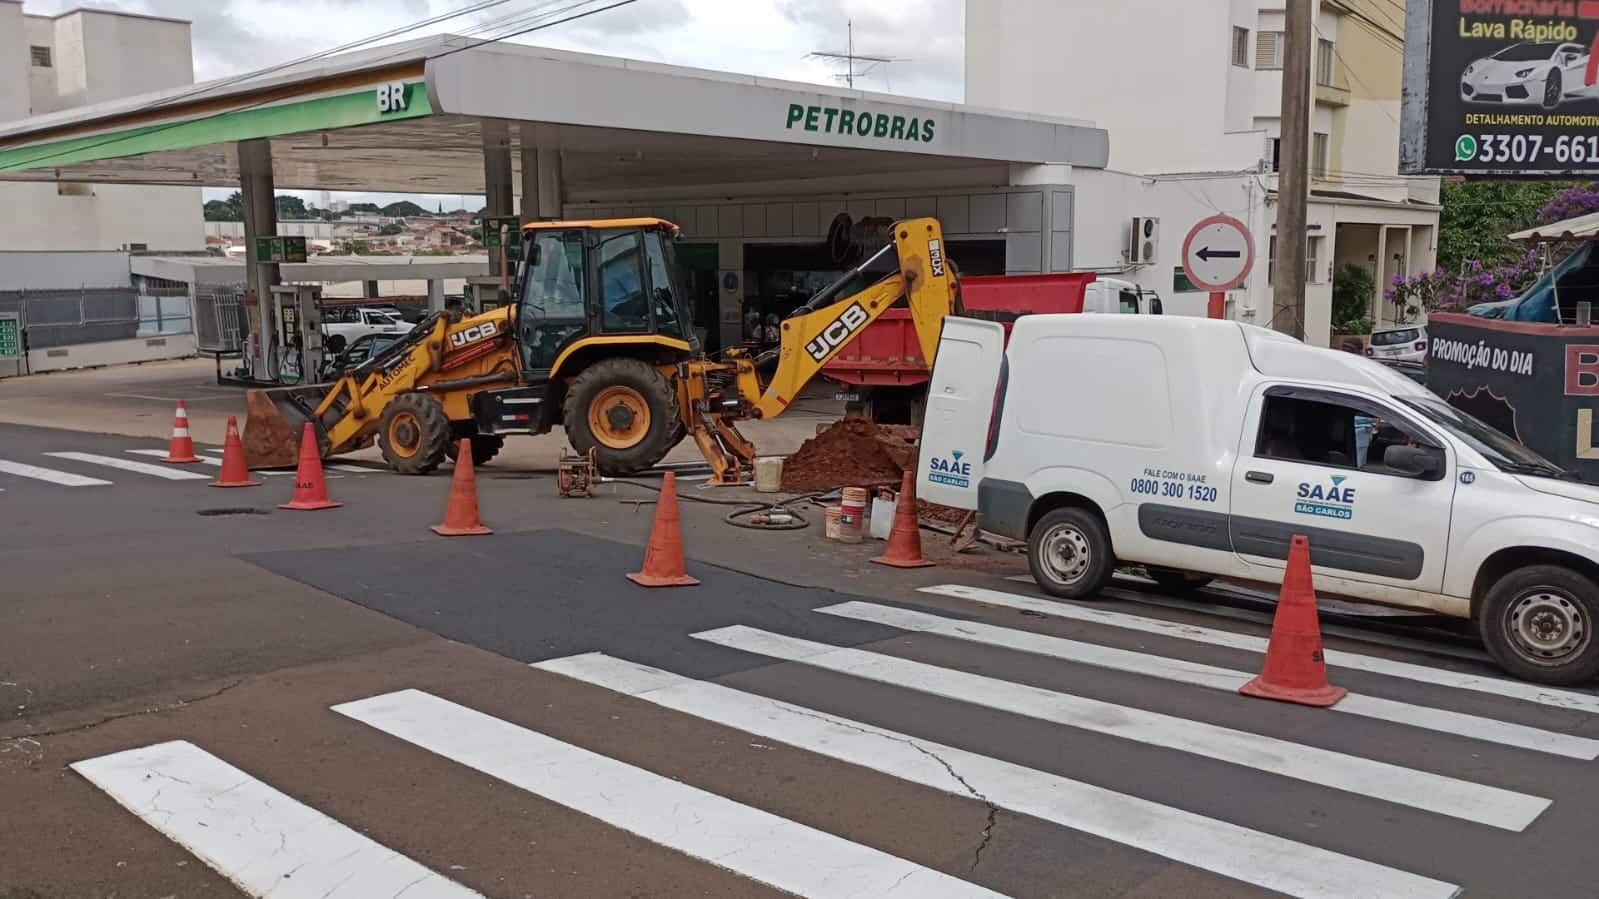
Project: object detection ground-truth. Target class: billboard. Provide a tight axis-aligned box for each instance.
[1401,0,1599,174]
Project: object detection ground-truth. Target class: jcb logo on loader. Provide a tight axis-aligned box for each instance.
[805,302,870,363]
[449,321,499,349]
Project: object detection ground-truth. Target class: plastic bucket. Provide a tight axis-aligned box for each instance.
[824,506,843,541]
[839,487,867,544]
[754,456,784,493]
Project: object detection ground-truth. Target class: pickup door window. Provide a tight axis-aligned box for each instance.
[1229,385,1454,591]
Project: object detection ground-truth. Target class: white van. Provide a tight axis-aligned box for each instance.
[919,314,1599,685]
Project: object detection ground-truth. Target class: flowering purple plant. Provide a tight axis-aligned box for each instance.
[1536,183,1599,225]
[1385,249,1541,315]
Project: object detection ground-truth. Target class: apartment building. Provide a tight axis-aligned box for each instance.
[968,0,1439,344]
[0,1,202,253]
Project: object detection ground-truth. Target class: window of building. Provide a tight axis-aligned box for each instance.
[1312,132,1330,177]
[1307,236,1324,283]
[1267,235,1276,283]
[1256,31,1284,69]
[1267,137,1281,172]
[57,182,94,197]
[30,45,52,68]
[1232,27,1251,67]
[1317,39,1336,86]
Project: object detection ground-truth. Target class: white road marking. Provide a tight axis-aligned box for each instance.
[693,626,1549,832]
[537,653,1460,899]
[921,584,1599,716]
[45,452,211,481]
[0,459,112,487]
[820,602,1599,760]
[71,740,482,899]
[335,689,1006,899]
[127,449,291,475]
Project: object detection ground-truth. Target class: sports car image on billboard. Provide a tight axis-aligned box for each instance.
[1460,41,1596,109]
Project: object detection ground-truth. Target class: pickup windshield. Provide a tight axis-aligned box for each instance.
[1398,394,1569,476]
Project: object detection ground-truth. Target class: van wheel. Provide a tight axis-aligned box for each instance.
[1480,565,1599,685]
[1028,508,1114,599]
[1148,568,1213,593]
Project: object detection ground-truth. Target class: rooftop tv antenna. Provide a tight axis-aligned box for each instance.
[809,20,903,89]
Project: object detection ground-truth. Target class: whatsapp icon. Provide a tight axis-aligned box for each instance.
[1455,134,1478,162]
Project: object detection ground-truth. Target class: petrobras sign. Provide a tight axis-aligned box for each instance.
[1402,0,1599,173]
[784,103,938,145]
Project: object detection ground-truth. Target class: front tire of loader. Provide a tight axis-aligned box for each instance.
[563,357,681,476]
[378,393,451,475]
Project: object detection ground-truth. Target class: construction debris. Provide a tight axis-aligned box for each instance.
[780,418,905,492]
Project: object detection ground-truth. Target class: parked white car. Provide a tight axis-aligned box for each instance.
[1461,41,1593,109]
[322,306,413,353]
[1365,324,1428,364]
[920,314,1599,684]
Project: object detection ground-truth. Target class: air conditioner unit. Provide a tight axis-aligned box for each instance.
[1128,217,1160,265]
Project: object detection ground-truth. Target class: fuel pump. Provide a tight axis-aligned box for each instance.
[269,284,325,384]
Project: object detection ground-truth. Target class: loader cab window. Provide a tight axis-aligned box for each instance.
[596,229,649,333]
[520,230,588,372]
[643,229,686,341]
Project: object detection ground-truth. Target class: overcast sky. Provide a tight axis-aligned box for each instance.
[23,0,964,207]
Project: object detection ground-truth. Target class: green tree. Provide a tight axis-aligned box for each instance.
[1437,180,1574,273]
[381,200,427,217]
[274,195,310,219]
[349,202,381,214]
[203,191,244,221]
[378,223,404,236]
[351,240,373,256]
[1331,264,1376,333]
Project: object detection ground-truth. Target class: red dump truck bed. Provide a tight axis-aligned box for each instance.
[821,272,1097,387]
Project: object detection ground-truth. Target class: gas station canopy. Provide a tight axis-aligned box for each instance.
[0,35,1110,197]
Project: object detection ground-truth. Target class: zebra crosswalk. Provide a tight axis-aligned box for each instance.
[0,443,385,490]
[67,582,1599,898]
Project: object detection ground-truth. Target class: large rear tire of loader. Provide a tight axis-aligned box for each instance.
[563,357,681,476]
[378,393,451,475]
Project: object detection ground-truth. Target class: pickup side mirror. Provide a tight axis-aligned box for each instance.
[1384,444,1443,479]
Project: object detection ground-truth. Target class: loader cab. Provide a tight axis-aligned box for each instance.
[516,219,699,376]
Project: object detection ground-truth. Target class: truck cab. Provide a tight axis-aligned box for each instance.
[1082,278,1163,315]
[919,314,1599,685]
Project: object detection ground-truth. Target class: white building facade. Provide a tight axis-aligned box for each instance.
[968,0,1440,345]
[0,1,202,253]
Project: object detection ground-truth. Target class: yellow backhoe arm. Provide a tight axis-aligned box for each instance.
[752,217,956,419]
[681,217,958,485]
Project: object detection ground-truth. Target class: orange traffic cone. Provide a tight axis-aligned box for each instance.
[627,471,700,587]
[161,400,201,463]
[431,439,493,536]
[278,423,341,511]
[210,416,260,488]
[1239,534,1347,707]
[871,470,934,568]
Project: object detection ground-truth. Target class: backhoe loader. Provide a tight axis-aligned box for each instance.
[242,216,958,484]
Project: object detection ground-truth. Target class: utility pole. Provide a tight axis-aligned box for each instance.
[1272,0,1313,340]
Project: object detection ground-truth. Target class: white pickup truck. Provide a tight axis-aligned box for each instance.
[920,314,1599,684]
[322,306,413,353]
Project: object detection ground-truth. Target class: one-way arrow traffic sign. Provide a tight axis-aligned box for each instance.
[1182,215,1254,293]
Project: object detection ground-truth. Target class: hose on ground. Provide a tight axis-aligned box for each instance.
[605,478,820,530]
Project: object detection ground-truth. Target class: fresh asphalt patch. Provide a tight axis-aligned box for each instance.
[241,528,903,680]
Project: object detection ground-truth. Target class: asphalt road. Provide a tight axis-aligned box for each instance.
[4,418,1599,899]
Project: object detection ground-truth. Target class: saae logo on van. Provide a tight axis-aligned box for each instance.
[927,449,972,488]
[1294,475,1356,521]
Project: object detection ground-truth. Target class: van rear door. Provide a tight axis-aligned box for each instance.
[916,317,1007,510]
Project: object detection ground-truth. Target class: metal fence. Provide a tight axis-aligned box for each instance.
[193,285,247,354]
[0,288,145,349]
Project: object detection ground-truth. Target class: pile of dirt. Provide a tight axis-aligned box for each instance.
[780,418,907,492]
[917,499,970,524]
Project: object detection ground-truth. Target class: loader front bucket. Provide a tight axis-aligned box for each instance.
[242,387,323,469]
